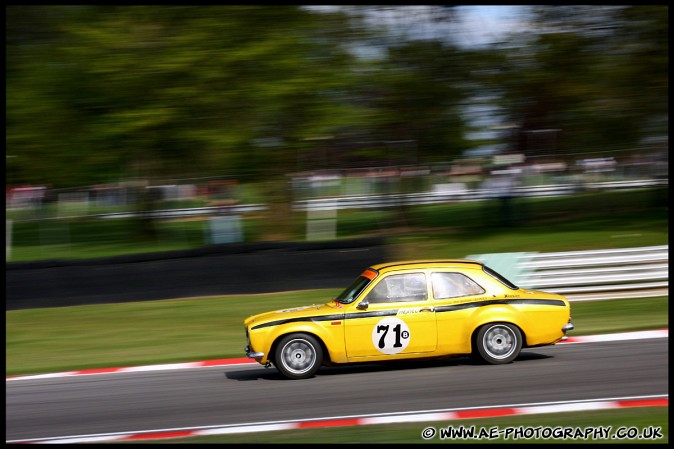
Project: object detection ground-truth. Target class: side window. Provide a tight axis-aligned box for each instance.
[365,273,427,303]
[431,272,485,299]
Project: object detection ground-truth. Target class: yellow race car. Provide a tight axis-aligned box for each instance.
[244,260,574,379]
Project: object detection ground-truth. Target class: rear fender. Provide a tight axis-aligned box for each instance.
[468,305,525,347]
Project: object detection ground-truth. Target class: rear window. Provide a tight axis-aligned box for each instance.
[431,272,485,299]
[483,265,519,290]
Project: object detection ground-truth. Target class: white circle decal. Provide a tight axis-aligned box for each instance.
[371,317,411,354]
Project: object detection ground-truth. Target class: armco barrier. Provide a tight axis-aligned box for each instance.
[472,245,669,301]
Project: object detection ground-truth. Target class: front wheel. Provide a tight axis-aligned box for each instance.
[274,334,323,380]
[475,323,522,364]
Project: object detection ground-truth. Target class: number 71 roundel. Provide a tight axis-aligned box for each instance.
[371,317,411,354]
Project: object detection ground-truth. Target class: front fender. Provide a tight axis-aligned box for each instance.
[251,320,346,365]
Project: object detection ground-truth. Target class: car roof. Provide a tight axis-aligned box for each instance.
[369,259,484,273]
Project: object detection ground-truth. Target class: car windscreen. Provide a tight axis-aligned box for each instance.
[483,265,519,290]
[334,276,372,304]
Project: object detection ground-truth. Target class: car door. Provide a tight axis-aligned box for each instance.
[431,270,490,355]
[344,271,437,360]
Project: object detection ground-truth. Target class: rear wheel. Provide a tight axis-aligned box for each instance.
[274,334,323,380]
[475,323,522,364]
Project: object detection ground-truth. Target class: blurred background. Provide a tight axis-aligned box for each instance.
[6,5,668,264]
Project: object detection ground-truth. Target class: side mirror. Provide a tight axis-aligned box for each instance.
[357,300,369,310]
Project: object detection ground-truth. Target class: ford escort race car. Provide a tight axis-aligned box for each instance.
[244,260,574,379]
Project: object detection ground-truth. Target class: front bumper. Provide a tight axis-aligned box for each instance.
[244,327,264,360]
[245,345,264,359]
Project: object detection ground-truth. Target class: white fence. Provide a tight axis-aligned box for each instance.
[9,178,666,221]
[511,245,668,301]
[294,178,668,212]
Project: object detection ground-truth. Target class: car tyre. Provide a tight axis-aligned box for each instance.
[475,323,522,364]
[274,333,323,380]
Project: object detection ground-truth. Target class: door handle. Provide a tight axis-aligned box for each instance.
[420,306,435,312]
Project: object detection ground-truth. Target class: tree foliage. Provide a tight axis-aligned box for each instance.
[7,6,370,186]
[6,5,668,188]
[480,5,668,155]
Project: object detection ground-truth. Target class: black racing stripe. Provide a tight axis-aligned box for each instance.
[250,310,399,330]
[250,298,565,330]
[251,314,345,330]
[506,298,567,306]
[435,298,566,313]
[344,310,400,320]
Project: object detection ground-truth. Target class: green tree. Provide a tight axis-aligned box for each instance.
[477,5,668,157]
[6,6,372,187]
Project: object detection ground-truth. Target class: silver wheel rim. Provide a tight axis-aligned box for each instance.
[280,339,316,375]
[482,325,517,360]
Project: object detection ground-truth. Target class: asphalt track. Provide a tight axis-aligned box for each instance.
[6,337,668,442]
